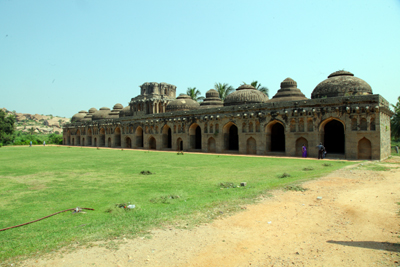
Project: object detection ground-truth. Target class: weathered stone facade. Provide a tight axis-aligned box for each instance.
[63,72,393,160]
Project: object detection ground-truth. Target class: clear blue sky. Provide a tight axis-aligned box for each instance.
[1,0,399,118]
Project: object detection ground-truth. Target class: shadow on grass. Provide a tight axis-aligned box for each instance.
[327,240,400,252]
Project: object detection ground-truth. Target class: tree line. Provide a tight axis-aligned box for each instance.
[185,81,269,102]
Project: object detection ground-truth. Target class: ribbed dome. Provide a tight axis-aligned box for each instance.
[71,110,88,123]
[166,94,200,112]
[88,107,97,113]
[269,78,307,102]
[224,84,269,106]
[311,71,372,99]
[119,106,132,117]
[92,107,112,120]
[112,103,123,110]
[200,89,223,109]
[83,108,97,121]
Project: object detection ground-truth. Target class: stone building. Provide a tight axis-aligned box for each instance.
[63,71,393,160]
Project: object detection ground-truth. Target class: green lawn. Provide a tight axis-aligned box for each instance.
[0,146,354,262]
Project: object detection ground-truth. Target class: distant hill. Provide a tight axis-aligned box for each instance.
[1,108,70,134]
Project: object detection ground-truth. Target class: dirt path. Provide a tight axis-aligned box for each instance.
[20,159,400,267]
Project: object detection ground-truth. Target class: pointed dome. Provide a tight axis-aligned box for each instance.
[224,84,269,106]
[269,78,307,102]
[311,71,372,99]
[166,94,200,112]
[200,89,223,109]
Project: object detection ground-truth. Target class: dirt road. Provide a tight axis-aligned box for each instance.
[20,159,400,267]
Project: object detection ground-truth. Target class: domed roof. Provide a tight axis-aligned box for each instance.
[311,71,372,99]
[71,110,88,123]
[88,107,97,113]
[166,94,200,112]
[224,84,269,106]
[119,106,132,118]
[92,107,112,120]
[112,103,123,110]
[200,89,223,109]
[269,78,308,102]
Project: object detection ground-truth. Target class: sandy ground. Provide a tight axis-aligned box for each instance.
[18,158,400,267]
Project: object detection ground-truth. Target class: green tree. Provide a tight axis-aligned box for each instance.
[243,81,269,97]
[391,96,400,139]
[28,127,35,135]
[186,87,204,102]
[214,83,234,101]
[0,110,15,145]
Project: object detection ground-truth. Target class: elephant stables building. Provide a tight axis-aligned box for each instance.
[63,71,393,160]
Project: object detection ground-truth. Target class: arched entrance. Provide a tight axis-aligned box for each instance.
[323,120,344,154]
[72,138,75,146]
[295,137,308,157]
[87,128,92,146]
[162,125,172,149]
[82,138,85,146]
[246,137,256,154]
[189,124,202,149]
[271,123,285,152]
[99,128,105,146]
[94,137,97,147]
[136,127,144,147]
[114,127,121,147]
[126,137,132,148]
[108,137,111,147]
[358,137,371,159]
[223,122,238,151]
[76,130,81,146]
[208,137,216,152]
[177,138,183,151]
[149,136,156,149]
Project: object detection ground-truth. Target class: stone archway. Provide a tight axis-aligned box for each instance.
[82,138,85,146]
[208,137,216,153]
[223,122,239,151]
[162,125,172,149]
[126,137,132,148]
[358,137,371,159]
[323,119,345,154]
[177,138,183,151]
[99,128,105,147]
[246,137,256,154]
[136,127,144,148]
[76,129,81,146]
[94,138,97,147]
[295,137,308,157]
[265,121,285,152]
[189,123,202,149]
[149,136,156,149]
[108,137,111,147]
[114,127,121,147]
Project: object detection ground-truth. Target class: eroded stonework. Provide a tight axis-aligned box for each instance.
[63,72,393,160]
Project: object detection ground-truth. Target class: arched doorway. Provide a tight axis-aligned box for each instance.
[208,137,216,153]
[189,124,202,149]
[162,125,172,149]
[72,138,75,146]
[82,138,85,146]
[99,128,105,147]
[271,123,285,152]
[149,136,156,149]
[126,137,132,148]
[358,137,371,159]
[136,127,144,147]
[114,127,121,147]
[223,122,239,151]
[324,120,344,154]
[177,138,183,151]
[76,130,81,145]
[87,128,92,146]
[94,137,97,147]
[108,137,111,147]
[295,137,308,157]
[246,137,256,154]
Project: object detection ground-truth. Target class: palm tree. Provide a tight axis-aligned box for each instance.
[186,87,204,102]
[214,83,234,101]
[246,81,269,97]
[28,127,35,135]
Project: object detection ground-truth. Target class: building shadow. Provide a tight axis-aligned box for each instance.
[327,240,400,252]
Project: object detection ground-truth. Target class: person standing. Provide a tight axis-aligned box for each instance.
[302,144,307,158]
[29,141,32,147]
[43,141,46,146]
[317,142,325,159]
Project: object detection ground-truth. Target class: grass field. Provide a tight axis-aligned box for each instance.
[0,146,355,263]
